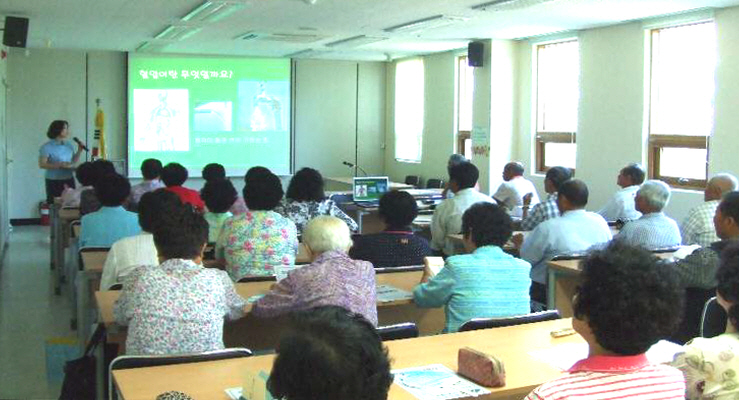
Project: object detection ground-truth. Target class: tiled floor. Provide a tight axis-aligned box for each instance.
[0,226,75,400]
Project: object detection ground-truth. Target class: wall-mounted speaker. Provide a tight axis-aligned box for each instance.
[468,41,484,67]
[3,16,29,48]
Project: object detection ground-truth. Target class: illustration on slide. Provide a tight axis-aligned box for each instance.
[238,81,289,132]
[133,89,189,152]
[194,101,233,132]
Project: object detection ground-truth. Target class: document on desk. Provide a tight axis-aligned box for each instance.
[392,364,491,400]
[376,284,413,303]
[528,340,684,371]
[273,264,305,281]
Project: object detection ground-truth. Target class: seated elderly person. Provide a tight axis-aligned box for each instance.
[414,202,531,333]
[79,159,116,216]
[681,173,738,247]
[113,204,246,355]
[267,306,392,400]
[274,167,358,234]
[350,190,432,268]
[252,216,378,326]
[100,189,182,290]
[129,158,165,211]
[162,162,205,212]
[597,163,645,222]
[516,179,612,304]
[216,167,298,281]
[669,191,739,289]
[60,161,95,207]
[79,173,141,248]
[614,180,681,250]
[202,162,247,215]
[200,178,237,243]
[520,166,572,231]
[493,161,539,215]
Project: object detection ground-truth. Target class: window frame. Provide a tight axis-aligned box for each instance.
[646,21,715,190]
[456,55,473,159]
[393,58,425,163]
[534,39,579,174]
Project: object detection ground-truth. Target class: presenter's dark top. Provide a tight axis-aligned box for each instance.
[39,139,75,180]
[350,228,432,268]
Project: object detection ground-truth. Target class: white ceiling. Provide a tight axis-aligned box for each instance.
[2,0,739,61]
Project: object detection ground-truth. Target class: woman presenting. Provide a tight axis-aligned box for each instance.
[38,120,84,203]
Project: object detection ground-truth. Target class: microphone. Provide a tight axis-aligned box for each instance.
[342,161,355,167]
[73,137,89,151]
[341,161,368,177]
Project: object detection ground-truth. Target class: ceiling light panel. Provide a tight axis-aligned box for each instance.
[154,25,202,41]
[384,15,470,34]
[181,1,245,23]
[325,35,388,48]
[472,0,559,12]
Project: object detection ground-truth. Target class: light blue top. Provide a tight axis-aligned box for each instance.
[413,246,531,333]
[39,139,75,180]
[79,206,142,248]
[521,209,613,284]
[615,212,682,250]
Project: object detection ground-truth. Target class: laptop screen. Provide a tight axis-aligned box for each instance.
[353,177,389,202]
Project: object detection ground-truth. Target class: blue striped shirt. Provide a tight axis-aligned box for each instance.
[615,212,682,250]
[413,246,531,333]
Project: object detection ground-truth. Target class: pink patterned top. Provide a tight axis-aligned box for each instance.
[251,251,378,326]
[113,259,246,355]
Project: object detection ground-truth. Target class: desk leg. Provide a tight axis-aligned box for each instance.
[357,210,364,233]
[547,269,556,312]
[76,271,89,337]
[52,207,63,295]
[95,336,106,400]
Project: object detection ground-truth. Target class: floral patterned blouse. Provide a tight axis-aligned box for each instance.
[113,259,246,355]
[673,333,739,399]
[273,199,358,234]
[215,210,298,281]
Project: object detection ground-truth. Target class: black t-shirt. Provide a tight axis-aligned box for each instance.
[350,229,432,268]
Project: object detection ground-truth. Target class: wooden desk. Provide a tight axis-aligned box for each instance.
[547,249,677,317]
[96,269,445,351]
[113,318,582,400]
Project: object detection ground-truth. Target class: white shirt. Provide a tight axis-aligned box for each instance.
[597,185,642,222]
[493,176,540,213]
[521,209,613,283]
[615,212,682,250]
[100,233,158,290]
[431,188,496,256]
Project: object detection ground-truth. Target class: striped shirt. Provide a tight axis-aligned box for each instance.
[615,212,682,250]
[681,200,720,248]
[521,192,560,231]
[525,354,686,400]
[412,245,531,333]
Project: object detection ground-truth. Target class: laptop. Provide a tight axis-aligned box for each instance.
[353,176,389,207]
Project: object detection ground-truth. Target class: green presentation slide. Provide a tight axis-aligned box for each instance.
[127,54,292,177]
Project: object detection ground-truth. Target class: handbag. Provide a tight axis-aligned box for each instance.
[58,324,106,400]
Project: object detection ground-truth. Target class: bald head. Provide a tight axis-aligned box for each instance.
[502,162,525,181]
[706,173,739,201]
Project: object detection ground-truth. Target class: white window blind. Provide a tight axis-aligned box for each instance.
[394,59,424,162]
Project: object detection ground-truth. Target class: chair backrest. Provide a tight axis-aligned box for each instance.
[376,323,419,341]
[404,175,421,187]
[458,310,561,332]
[108,283,123,290]
[670,287,716,344]
[426,179,444,189]
[78,246,111,271]
[374,265,424,274]
[238,275,277,283]
[109,348,252,400]
[701,296,728,339]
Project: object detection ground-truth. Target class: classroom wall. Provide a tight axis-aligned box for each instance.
[0,45,9,248]
[6,51,386,219]
[384,51,458,188]
[515,6,739,222]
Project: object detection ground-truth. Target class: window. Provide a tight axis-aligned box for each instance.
[394,59,424,162]
[456,55,474,159]
[648,21,716,189]
[535,39,579,172]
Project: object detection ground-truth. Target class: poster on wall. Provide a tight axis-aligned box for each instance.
[471,125,490,157]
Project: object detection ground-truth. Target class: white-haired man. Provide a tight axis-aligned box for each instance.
[613,180,681,249]
[681,173,739,247]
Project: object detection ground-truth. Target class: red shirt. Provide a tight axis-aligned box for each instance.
[525,353,686,400]
[165,186,205,212]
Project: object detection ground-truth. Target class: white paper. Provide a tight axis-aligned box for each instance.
[528,340,685,372]
[376,284,413,303]
[670,245,701,260]
[392,364,491,400]
[225,387,242,400]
